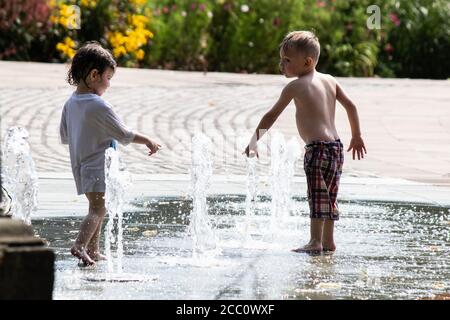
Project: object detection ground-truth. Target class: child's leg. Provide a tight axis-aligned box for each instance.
[292,218,324,253]
[85,193,107,261]
[86,221,107,261]
[322,219,336,251]
[71,192,105,265]
[85,192,106,260]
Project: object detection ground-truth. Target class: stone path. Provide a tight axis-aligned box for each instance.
[1,61,449,185]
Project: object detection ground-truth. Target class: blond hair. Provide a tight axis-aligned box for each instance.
[280,31,320,64]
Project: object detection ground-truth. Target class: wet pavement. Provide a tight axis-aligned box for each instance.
[33,195,449,300]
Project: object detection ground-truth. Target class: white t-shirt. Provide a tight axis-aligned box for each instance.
[59,92,135,195]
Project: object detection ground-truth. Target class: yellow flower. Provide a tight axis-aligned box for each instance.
[135,49,145,60]
[60,4,74,18]
[50,15,58,24]
[113,46,127,58]
[56,36,77,60]
[109,31,126,47]
[143,29,154,38]
[130,0,147,6]
[58,4,80,29]
[125,36,138,52]
[80,0,97,8]
[64,36,76,49]
[106,10,153,63]
[67,48,76,59]
[56,42,66,52]
[130,14,149,29]
[59,16,68,27]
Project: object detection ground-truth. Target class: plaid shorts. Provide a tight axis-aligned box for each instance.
[304,139,344,220]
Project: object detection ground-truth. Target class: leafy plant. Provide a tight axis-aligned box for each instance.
[1,0,448,78]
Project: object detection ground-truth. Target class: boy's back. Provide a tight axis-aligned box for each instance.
[289,71,339,144]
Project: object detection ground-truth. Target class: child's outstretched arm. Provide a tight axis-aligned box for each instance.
[336,82,367,160]
[90,103,161,156]
[244,84,294,157]
[132,133,161,156]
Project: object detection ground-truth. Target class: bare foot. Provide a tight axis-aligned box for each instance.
[292,242,323,255]
[322,244,336,252]
[71,246,95,266]
[87,251,107,261]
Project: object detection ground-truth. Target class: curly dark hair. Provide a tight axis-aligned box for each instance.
[67,41,117,88]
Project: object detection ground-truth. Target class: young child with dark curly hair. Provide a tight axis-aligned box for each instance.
[60,41,161,266]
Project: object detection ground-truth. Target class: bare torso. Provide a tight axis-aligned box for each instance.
[291,70,339,144]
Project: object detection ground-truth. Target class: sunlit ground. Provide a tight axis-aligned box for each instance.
[32,196,449,300]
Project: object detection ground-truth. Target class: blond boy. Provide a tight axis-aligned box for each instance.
[245,31,367,254]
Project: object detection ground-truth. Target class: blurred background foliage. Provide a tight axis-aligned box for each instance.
[0,0,448,78]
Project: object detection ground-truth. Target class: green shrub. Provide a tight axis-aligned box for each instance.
[145,0,212,70]
[287,0,381,77]
[208,0,299,73]
[379,0,450,79]
[1,0,448,78]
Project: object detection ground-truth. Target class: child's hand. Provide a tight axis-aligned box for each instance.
[146,139,162,156]
[347,136,367,160]
[243,144,259,158]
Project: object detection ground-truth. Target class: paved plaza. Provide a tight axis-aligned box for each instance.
[1,61,449,300]
[1,61,450,211]
[1,61,450,182]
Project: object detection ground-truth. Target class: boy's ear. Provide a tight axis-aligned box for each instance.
[305,57,314,67]
[89,68,100,80]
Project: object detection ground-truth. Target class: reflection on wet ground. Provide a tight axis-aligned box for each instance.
[32,196,450,300]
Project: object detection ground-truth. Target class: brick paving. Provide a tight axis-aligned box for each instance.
[1,61,449,185]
